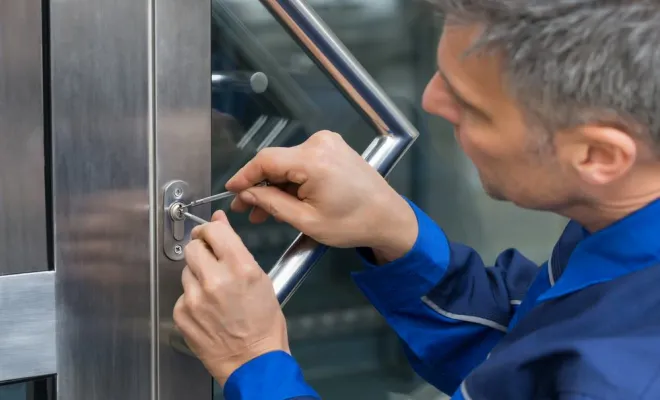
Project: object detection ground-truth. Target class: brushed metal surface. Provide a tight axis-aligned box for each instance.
[50,0,154,398]
[0,1,48,276]
[0,271,56,382]
[155,0,213,397]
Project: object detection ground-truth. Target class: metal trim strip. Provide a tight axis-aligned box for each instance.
[0,271,56,383]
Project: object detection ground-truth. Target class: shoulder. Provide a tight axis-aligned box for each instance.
[462,265,660,400]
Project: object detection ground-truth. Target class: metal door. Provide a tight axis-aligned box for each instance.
[0,0,419,399]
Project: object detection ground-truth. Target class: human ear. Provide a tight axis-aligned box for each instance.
[560,125,637,186]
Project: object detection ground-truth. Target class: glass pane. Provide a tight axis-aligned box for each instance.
[0,377,54,400]
[210,1,567,399]
[0,382,26,400]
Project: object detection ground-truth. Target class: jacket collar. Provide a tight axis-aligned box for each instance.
[539,198,660,302]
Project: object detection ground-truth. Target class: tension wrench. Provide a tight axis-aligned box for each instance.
[183,181,270,209]
[179,181,270,225]
[182,211,208,225]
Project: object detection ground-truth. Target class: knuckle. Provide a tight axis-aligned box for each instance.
[201,276,225,294]
[173,299,186,321]
[236,263,264,283]
[263,200,280,219]
[245,263,263,280]
[312,130,342,145]
[256,146,277,164]
[183,240,197,258]
[183,292,202,310]
[184,239,206,260]
[196,224,212,240]
[307,133,340,167]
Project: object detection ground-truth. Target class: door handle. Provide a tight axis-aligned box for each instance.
[212,71,269,94]
[256,0,419,306]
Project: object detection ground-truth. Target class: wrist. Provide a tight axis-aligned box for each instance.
[368,194,418,264]
[211,356,254,387]
[210,343,291,386]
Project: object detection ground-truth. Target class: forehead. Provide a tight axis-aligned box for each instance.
[437,24,511,112]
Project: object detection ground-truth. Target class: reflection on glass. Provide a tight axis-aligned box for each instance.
[210,1,566,399]
[0,382,26,400]
[0,378,54,400]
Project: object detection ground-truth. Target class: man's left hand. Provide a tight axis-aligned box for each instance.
[173,210,289,385]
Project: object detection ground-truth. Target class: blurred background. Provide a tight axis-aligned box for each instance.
[209,0,567,399]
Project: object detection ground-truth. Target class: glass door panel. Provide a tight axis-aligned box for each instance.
[210,1,421,398]
[0,377,55,400]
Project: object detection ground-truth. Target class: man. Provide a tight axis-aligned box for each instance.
[173,1,660,399]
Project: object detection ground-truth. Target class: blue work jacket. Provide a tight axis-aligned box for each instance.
[223,198,660,400]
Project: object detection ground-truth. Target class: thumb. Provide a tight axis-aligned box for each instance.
[239,186,314,229]
[211,210,229,223]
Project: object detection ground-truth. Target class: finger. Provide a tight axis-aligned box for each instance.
[194,219,248,261]
[184,239,220,282]
[190,213,223,239]
[191,224,201,239]
[181,266,202,295]
[190,211,227,239]
[180,267,217,337]
[225,147,308,192]
[211,210,229,223]
[173,295,190,329]
[248,206,270,224]
[230,196,251,213]
[236,185,316,230]
[274,184,301,223]
[172,295,203,353]
[230,182,291,214]
[194,221,258,275]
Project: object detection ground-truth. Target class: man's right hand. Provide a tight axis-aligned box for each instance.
[225,130,418,263]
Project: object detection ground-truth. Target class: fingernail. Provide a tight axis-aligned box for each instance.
[212,210,227,222]
[239,190,256,204]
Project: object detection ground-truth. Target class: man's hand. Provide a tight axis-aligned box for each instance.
[226,130,419,262]
[173,211,289,385]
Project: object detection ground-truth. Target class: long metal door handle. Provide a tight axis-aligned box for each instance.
[212,71,269,94]
[257,0,419,306]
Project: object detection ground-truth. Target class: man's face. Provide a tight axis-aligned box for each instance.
[422,24,579,211]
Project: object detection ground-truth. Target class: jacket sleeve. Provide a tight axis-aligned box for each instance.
[223,350,320,400]
[351,198,540,395]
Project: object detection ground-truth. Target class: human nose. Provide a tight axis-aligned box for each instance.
[422,72,461,125]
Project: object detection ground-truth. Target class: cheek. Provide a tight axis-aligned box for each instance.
[460,119,529,164]
[455,124,493,167]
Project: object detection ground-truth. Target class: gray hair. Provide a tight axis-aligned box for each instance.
[430,0,660,151]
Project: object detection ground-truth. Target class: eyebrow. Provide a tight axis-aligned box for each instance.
[438,68,491,120]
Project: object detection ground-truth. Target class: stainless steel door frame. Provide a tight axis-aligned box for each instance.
[48,0,212,398]
[50,0,155,395]
[155,0,213,397]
